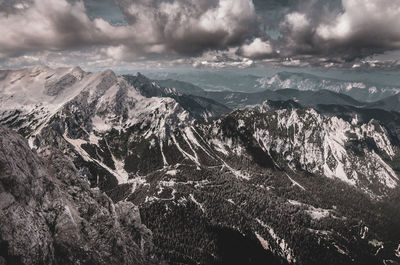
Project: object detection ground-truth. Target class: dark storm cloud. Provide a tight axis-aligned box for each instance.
[277,0,400,60]
[113,0,258,57]
[0,0,259,60]
[0,0,121,58]
[1,0,400,66]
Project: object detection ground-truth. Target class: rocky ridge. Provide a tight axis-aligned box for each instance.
[0,125,159,265]
[1,67,400,265]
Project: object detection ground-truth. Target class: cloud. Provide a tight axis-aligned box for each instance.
[115,0,258,57]
[0,0,259,60]
[279,0,400,60]
[2,0,400,68]
[191,48,255,68]
[316,0,400,52]
[239,38,274,58]
[284,12,310,32]
[0,0,111,57]
[279,12,315,55]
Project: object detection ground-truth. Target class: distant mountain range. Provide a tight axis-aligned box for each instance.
[152,70,400,103]
[145,70,264,92]
[156,77,400,113]
[367,94,400,113]
[258,71,400,102]
[1,66,400,265]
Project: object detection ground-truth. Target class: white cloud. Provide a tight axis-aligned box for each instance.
[240,38,273,58]
[0,0,106,57]
[191,48,255,68]
[280,0,400,59]
[316,0,400,43]
[284,12,310,32]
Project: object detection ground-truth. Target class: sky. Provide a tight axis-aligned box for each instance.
[1,0,400,71]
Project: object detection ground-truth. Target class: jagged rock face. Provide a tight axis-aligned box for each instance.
[0,126,158,265]
[124,73,169,98]
[213,106,399,197]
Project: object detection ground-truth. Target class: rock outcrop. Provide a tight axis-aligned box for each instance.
[0,126,159,265]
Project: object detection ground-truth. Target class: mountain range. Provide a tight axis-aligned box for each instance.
[156,77,400,113]
[150,70,400,103]
[1,66,400,265]
[257,71,400,103]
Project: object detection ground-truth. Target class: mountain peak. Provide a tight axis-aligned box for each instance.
[123,73,165,98]
[99,68,116,77]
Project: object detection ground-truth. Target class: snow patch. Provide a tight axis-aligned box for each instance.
[166,169,178,176]
[190,194,205,213]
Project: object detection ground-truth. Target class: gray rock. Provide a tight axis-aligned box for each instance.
[45,73,77,96]
[0,126,159,265]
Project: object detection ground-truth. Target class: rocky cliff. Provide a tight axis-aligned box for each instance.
[0,126,159,265]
